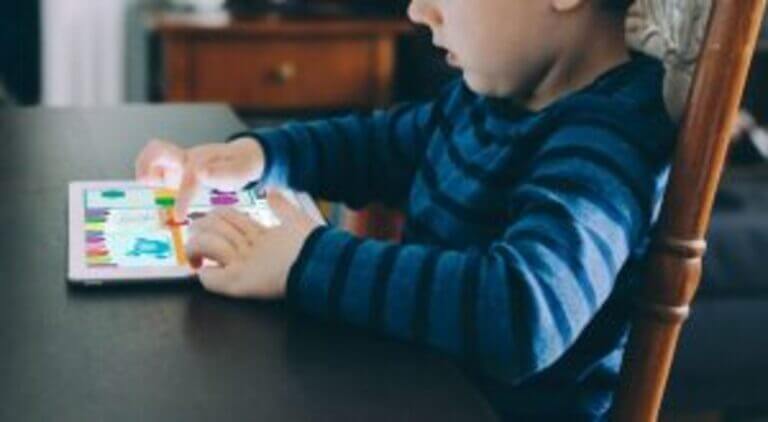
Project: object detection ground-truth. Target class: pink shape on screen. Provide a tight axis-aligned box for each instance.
[211,195,238,206]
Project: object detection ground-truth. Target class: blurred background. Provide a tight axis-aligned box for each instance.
[0,0,460,116]
[3,0,768,124]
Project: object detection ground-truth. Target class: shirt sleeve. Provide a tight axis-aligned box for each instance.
[233,84,458,209]
[284,124,672,385]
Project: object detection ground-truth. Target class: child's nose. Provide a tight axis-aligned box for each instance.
[407,0,443,29]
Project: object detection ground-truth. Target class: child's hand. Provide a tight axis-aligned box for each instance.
[134,137,265,221]
[185,190,322,299]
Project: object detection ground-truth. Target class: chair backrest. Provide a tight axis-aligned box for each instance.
[626,0,713,121]
[612,1,767,420]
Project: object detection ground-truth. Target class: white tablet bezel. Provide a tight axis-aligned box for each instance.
[67,181,324,285]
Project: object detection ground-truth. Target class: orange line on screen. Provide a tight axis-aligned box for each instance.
[170,225,188,266]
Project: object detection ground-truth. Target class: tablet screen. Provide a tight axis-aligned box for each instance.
[83,186,277,269]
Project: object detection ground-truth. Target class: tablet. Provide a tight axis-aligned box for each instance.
[67,181,323,285]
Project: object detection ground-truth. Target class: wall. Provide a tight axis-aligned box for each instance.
[41,0,156,106]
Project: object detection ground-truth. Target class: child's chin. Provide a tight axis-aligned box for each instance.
[463,75,498,97]
[463,74,517,99]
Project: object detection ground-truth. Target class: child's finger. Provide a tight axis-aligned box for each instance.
[185,231,237,268]
[197,266,238,296]
[216,207,265,245]
[135,139,181,183]
[197,209,252,253]
[141,165,165,187]
[173,165,199,222]
[135,141,158,182]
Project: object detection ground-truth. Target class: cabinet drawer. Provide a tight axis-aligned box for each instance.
[188,38,377,109]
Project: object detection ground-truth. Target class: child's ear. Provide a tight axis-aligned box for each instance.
[550,0,585,13]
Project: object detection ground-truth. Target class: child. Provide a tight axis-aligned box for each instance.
[135,0,677,419]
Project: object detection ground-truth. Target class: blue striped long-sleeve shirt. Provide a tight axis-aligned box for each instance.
[242,52,677,420]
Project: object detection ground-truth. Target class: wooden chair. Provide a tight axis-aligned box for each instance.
[612,0,767,420]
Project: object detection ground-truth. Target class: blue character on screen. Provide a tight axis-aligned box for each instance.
[127,237,171,259]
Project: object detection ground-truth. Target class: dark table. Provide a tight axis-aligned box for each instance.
[0,105,496,421]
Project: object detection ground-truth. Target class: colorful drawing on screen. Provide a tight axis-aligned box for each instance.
[83,186,274,272]
[101,189,126,200]
[104,232,176,267]
[85,208,115,267]
[211,189,239,206]
[127,237,172,259]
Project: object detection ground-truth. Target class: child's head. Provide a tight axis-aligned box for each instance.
[408,0,632,100]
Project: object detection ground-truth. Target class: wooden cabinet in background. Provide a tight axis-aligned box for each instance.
[153,12,413,112]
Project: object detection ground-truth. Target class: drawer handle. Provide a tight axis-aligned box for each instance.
[271,62,298,84]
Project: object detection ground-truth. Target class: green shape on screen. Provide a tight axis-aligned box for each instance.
[155,197,175,208]
[102,189,126,199]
